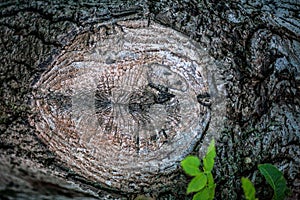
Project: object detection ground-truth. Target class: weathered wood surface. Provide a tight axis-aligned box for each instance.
[30,19,213,194]
[0,0,299,199]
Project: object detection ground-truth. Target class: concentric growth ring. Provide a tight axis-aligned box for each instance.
[31,20,213,192]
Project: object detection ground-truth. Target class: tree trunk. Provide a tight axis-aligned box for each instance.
[1,0,299,199]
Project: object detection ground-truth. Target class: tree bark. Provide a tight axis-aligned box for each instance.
[1,0,299,199]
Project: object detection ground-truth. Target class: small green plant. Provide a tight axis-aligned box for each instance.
[242,164,290,200]
[258,164,290,200]
[181,139,291,200]
[241,177,258,200]
[181,139,216,200]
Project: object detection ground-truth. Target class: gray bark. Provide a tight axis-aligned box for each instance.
[1,0,299,199]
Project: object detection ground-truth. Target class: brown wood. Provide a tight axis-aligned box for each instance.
[1,1,299,199]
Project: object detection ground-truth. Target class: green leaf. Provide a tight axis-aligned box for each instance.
[181,156,201,176]
[206,172,215,199]
[207,139,215,154]
[258,164,289,200]
[206,172,215,186]
[193,188,210,200]
[208,184,216,200]
[203,151,215,172]
[187,173,207,194]
[203,139,216,172]
[241,177,257,200]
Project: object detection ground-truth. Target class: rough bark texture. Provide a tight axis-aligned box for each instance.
[0,0,299,200]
